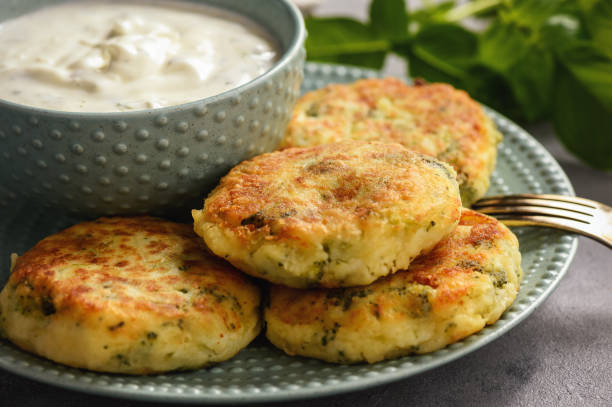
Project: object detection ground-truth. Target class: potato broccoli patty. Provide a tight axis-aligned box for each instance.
[193,141,461,288]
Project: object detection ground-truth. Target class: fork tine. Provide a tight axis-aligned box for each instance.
[472,198,595,218]
[473,193,612,249]
[475,205,593,223]
[475,194,598,209]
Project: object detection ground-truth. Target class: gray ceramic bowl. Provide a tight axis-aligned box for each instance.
[0,0,305,217]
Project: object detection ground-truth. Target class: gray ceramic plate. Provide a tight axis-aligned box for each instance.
[0,63,578,404]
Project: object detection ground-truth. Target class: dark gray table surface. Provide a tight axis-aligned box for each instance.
[2,2,612,404]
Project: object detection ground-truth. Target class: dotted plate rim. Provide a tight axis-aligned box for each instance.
[0,62,578,404]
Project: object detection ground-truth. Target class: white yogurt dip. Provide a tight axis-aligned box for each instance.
[0,1,279,112]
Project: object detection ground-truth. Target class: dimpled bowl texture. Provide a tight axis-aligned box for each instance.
[0,0,305,217]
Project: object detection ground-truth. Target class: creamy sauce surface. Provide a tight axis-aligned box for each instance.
[0,1,279,112]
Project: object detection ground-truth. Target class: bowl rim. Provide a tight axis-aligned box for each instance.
[0,0,306,117]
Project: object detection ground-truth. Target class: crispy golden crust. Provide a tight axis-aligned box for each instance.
[193,141,461,288]
[281,78,502,206]
[265,209,522,364]
[0,217,261,374]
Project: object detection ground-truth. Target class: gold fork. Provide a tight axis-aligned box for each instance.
[472,194,612,249]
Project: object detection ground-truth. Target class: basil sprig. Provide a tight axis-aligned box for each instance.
[305,0,612,170]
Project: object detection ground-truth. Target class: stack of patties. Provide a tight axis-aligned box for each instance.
[281,78,503,207]
[192,140,522,364]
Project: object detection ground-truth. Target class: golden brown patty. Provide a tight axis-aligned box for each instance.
[0,217,261,374]
[281,78,502,206]
[193,141,462,288]
[265,209,522,364]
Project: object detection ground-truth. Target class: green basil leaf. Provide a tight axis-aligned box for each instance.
[478,21,554,121]
[463,65,522,119]
[395,24,471,101]
[443,0,503,22]
[305,17,388,69]
[501,0,566,29]
[413,23,478,69]
[479,21,530,72]
[311,53,388,69]
[399,23,477,81]
[553,44,612,169]
[369,0,409,41]
[505,47,555,121]
[410,1,456,25]
[540,14,585,52]
[558,43,612,109]
[584,0,612,57]
[402,47,462,84]
[578,0,600,11]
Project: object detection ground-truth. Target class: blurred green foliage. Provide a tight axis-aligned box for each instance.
[305,0,612,170]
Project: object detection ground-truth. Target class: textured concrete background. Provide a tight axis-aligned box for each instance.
[2,1,611,406]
